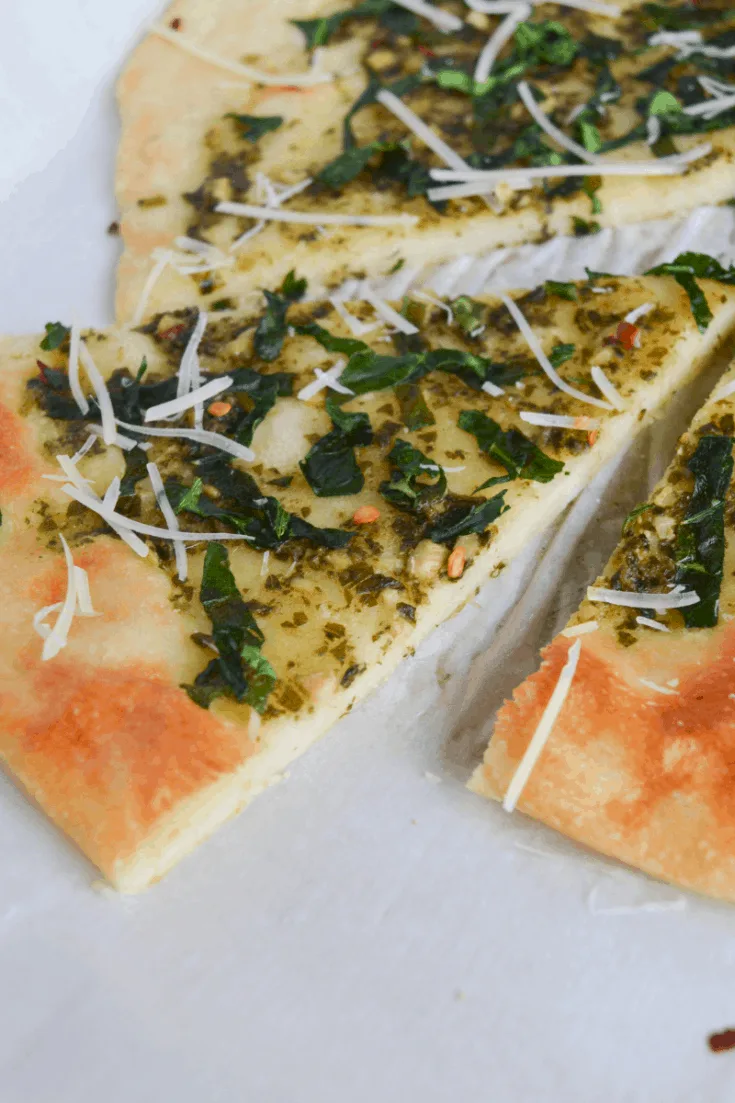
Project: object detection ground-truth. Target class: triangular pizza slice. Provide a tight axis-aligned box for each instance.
[2,265,735,890]
[470,330,735,903]
[115,0,735,320]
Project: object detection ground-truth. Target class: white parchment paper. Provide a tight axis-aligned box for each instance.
[2,4,735,1100]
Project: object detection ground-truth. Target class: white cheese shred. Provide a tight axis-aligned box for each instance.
[55,454,149,558]
[475,5,531,85]
[376,89,471,172]
[60,484,256,545]
[411,290,454,322]
[624,302,654,325]
[503,639,582,813]
[587,586,699,610]
[41,535,78,662]
[78,341,117,445]
[482,380,505,398]
[639,677,679,696]
[635,616,671,633]
[520,412,601,430]
[590,365,625,410]
[67,323,89,415]
[86,423,151,452]
[146,374,232,422]
[70,432,97,465]
[152,24,332,86]
[103,476,121,510]
[714,378,735,403]
[517,81,600,165]
[329,297,380,336]
[73,565,97,616]
[177,310,208,401]
[501,294,613,411]
[360,284,418,334]
[298,361,351,401]
[562,621,599,637]
[133,250,172,326]
[216,200,418,228]
[146,462,188,582]
[115,417,255,463]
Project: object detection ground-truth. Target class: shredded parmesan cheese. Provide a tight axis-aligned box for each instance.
[376,89,471,172]
[590,365,625,410]
[360,283,418,334]
[520,412,601,430]
[60,484,256,545]
[517,81,600,165]
[329,297,380,336]
[503,639,582,813]
[147,462,188,581]
[714,378,735,402]
[115,417,255,463]
[152,24,331,85]
[297,360,352,401]
[639,677,679,696]
[67,323,88,415]
[177,310,208,401]
[41,535,77,661]
[133,250,172,326]
[411,290,454,322]
[54,454,149,557]
[146,374,232,422]
[216,200,418,228]
[562,621,599,637]
[587,586,699,610]
[474,5,531,85]
[78,341,117,445]
[635,616,670,633]
[86,423,151,452]
[501,294,613,411]
[481,380,505,397]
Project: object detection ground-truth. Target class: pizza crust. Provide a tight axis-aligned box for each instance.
[470,354,735,903]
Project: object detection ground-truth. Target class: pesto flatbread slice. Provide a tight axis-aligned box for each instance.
[115,0,735,320]
[3,268,735,891]
[469,343,735,904]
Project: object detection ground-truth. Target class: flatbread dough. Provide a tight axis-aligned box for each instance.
[470,348,735,903]
[115,0,735,320]
[3,274,735,890]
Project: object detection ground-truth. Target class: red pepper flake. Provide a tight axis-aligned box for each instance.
[169,17,182,30]
[615,321,639,350]
[158,323,187,342]
[587,430,598,448]
[353,505,381,525]
[36,360,51,384]
[417,44,437,57]
[708,1029,735,1053]
[447,546,467,580]
[207,401,232,418]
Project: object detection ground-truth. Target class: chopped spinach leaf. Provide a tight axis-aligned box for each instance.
[379,439,446,515]
[294,322,368,357]
[40,322,70,352]
[395,382,435,431]
[452,296,485,336]
[427,493,508,545]
[119,447,150,498]
[545,280,577,302]
[27,361,84,420]
[184,544,273,711]
[340,349,421,394]
[316,142,385,189]
[675,434,734,628]
[514,20,579,68]
[300,397,373,497]
[646,251,735,332]
[225,113,283,143]
[254,270,307,361]
[572,216,601,236]
[292,0,411,49]
[459,409,564,484]
[621,502,654,535]
[549,343,576,369]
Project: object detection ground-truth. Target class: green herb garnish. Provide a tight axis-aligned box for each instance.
[459,409,565,485]
[225,113,283,143]
[300,397,373,497]
[395,382,435,431]
[545,280,578,302]
[427,494,509,544]
[379,439,446,515]
[184,544,274,712]
[254,270,307,361]
[452,296,486,336]
[646,252,735,332]
[621,502,654,536]
[40,322,70,351]
[675,434,734,628]
[549,343,576,369]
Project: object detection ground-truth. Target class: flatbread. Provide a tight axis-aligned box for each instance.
[469,349,735,903]
[115,0,735,320]
[3,273,735,890]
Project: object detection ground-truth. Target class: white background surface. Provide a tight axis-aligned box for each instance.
[3,3,735,1100]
